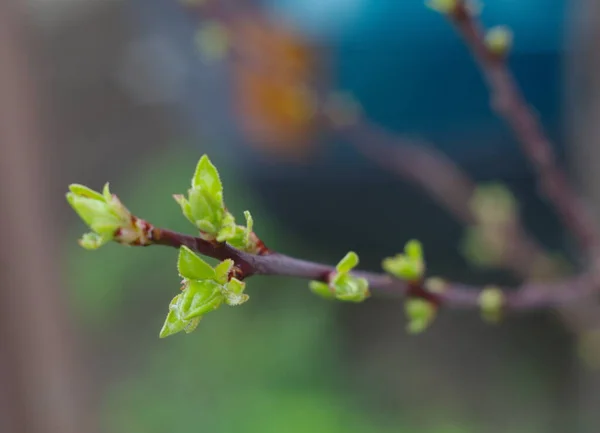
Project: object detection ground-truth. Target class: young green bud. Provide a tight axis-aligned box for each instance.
[66,182,152,249]
[177,246,216,280]
[309,252,370,303]
[485,26,513,57]
[78,232,111,250]
[176,155,227,237]
[336,251,359,274]
[223,278,249,306]
[309,281,336,300]
[478,286,505,323]
[332,274,370,302]
[176,155,262,253]
[382,240,426,281]
[405,298,437,334]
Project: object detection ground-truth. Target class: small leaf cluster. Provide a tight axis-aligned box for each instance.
[309,252,370,302]
[404,298,437,334]
[383,240,438,334]
[160,246,249,338]
[382,240,425,282]
[66,183,147,249]
[173,155,258,253]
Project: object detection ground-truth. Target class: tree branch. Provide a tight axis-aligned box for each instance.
[449,1,600,262]
[149,225,598,312]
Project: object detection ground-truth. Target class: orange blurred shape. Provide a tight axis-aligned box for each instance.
[232,14,321,161]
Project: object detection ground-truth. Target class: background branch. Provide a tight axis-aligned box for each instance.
[337,119,551,281]
[450,1,600,263]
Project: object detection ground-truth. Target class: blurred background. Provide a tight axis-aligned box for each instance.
[2,0,600,432]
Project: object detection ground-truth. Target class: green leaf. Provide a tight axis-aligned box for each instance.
[382,256,420,281]
[405,298,436,334]
[244,210,254,245]
[183,317,202,334]
[223,278,249,306]
[382,240,425,281]
[216,222,237,242]
[218,212,237,239]
[177,246,216,280]
[173,194,194,223]
[336,251,358,273]
[102,182,112,202]
[221,226,247,249]
[405,240,423,261]
[183,295,223,320]
[214,259,234,284]
[179,280,219,312]
[159,309,187,338]
[69,183,105,201]
[336,277,370,303]
[188,189,219,227]
[309,281,335,300]
[310,252,369,303]
[196,219,217,234]
[78,232,110,250]
[225,278,245,295]
[91,217,123,234]
[67,194,113,227]
[159,294,187,338]
[181,280,223,320]
[192,155,223,197]
[331,273,370,302]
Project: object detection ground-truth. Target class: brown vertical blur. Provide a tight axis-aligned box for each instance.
[566,0,600,429]
[0,0,87,432]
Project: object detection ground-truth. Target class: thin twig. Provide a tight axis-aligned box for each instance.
[449,1,600,262]
[149,225,598,312]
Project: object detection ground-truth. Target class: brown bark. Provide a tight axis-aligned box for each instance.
[0,1,87,432]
